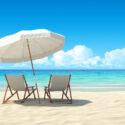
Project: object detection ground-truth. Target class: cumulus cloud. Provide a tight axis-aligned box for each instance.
[13,57,50,68]
[33,57,50,65]
[11,45,125,69]
[13,62,30,68]
[103,48,125,68]
[51,45,101,67]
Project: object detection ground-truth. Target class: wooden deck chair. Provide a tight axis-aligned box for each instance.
[44,74,72,104]
[3,75,37,104]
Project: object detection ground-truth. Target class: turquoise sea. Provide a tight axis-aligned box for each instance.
[1,70,125,91]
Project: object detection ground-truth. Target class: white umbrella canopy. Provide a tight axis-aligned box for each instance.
[0,29,65,63]
[0,29,65,103]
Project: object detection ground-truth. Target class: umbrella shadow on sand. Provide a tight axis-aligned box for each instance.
[13,98,92,107]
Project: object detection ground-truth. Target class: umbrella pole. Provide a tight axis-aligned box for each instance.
[26,39,41,104]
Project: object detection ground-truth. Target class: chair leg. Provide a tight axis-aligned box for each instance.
[2,86,18,104]
[23,89,27,100]
[62,91,64,100]
[21,89,36,103]
[33,91,36,99]
[48,91,53,103]
[3,91,18,103]
[21,91,29,103]
[63,90,72,104]
[32,87,36,99]
[69,87,72,103]
[2,86,9,104]
[44,88,52,103]
[64,85,72,104]
[16,91,20,100]
[44,90,46,100]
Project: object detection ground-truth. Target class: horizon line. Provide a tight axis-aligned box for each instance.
[1,69,125,71]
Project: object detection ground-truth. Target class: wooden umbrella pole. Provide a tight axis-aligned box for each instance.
[26,39,41,104]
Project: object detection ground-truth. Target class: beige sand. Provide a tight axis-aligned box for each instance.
[0,90,125,125]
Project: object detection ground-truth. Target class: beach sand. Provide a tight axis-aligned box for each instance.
[0,90,125,125]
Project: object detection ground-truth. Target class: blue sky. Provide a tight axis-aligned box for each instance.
[0,0,125,69]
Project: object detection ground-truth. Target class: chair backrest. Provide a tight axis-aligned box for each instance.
[50,75,71,91]
[5,75,26,91]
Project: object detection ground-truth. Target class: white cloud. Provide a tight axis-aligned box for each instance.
[51,45,125,68]
[13,62,30,68]
[10,45,125,69]
[12,57,50,68]
[103,48,125,68]
[82,56,101,65]
[51,45,101,67]
[33,57,50,65]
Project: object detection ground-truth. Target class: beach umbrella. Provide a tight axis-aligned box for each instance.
[0,29,65,103]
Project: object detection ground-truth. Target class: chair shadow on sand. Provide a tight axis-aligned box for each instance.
[13,98,92,107]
